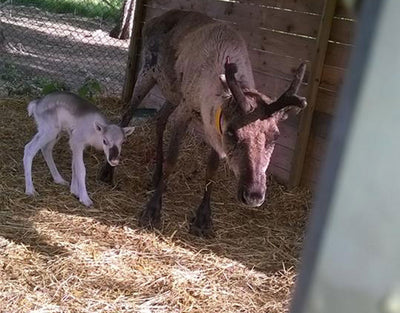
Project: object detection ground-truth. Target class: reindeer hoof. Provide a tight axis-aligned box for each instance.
[70,186,79,198]
[138,207,161,230]
[54,177,69,186]
[98,163,114,184]
[80,197,93,207]
[25,189,39,197]
[189,217,214,238]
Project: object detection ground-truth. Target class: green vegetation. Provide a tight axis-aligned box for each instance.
[0,61,102,99]
[78,77,102,101]
[38,78,69,95]
[0,0,122,21]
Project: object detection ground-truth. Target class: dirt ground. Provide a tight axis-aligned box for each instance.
[0,4,129,96]
[0,97,311,312]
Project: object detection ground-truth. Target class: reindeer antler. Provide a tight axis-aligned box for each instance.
[224,57,248,111]
[263,63,307,118]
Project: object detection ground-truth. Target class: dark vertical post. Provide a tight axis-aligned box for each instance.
[289,0,337,187]
[121,0,146,104]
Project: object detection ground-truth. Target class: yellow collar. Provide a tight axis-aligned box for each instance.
[215,107,223,136]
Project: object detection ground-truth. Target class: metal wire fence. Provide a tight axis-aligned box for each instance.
[0,0,128,98]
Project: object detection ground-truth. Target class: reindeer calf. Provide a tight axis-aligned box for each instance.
[23,91,135,206]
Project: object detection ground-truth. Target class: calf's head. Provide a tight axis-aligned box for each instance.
[219,60,307,207]
[94,122,135,167]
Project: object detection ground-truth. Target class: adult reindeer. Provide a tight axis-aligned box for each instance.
[100,10,307,236]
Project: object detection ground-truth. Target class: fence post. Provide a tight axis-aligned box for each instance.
[288,0,337,188]
[121,0,146,104]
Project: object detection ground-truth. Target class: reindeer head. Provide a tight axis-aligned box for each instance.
[219,59,307,207]
[94,122,135,167]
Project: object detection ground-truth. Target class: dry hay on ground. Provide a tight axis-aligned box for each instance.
[0,97,311,312]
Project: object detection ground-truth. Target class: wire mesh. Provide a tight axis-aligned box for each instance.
[0,0,129,97]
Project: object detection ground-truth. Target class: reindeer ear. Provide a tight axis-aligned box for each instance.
[123,126,135,137]
[94,121,106,133]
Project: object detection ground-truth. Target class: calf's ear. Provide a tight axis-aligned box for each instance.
[123,126,135,137]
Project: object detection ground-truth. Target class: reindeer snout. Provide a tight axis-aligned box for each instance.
[108,145,120,167]
[108,158,120,167]
[240,187,265,207]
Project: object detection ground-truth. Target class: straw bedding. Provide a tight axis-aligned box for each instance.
[0,97,311,312]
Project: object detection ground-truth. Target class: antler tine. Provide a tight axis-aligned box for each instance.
[224,57,247,110]
[286,62,306,95]
[263,63,307,118]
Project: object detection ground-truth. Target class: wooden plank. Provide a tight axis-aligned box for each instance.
[271,143,294,174]
[249,49,312,82]
[320,65,346,92]
[146,0,321,37]
[334,1,356,19]
[306,133,329,163]
[122,0,146,104]
[254,71,308,103]
[253,71,293,97]
[276,123,298,149]
[147,0,324,15]
[144,5,317,60]
[300,156,322,187]
[146,0,208,12]
[330,17,356,44]
[289,0,338,188]
[310,111,333,139]
[234,0,324,14]
[301,120,332,187]
[315,87,337,115]
[231,25,316,61]
[269,164,290,185]
[213,3,321,38]
[325,41,353,68]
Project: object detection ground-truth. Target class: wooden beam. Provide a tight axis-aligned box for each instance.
[289,0,338,188]
[121,0,146,104]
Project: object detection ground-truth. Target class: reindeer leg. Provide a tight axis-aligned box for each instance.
[41,136,68,186]
[152,101,177,187]
[139,112,190,229]
[70,141,92,207]
[99,71,156,184]
[190,148,220,237]
[24,131,59,196]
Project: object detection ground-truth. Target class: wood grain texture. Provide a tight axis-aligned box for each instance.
[330,17,356,44]
[289,0,337,187]
[145,0,321,37]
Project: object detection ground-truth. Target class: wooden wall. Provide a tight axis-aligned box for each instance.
[130,0,356,187]
[300,3,356,185]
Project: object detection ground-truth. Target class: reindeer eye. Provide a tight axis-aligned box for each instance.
[103,139,109,146]
[225,127,237,140]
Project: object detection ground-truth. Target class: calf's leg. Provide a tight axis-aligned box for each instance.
[189,148,220,237]
[23,131,58,195]
[70,140,92,207]
[41,137,68,186]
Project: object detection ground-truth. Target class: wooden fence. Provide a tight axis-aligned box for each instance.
[123,0,356,187]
